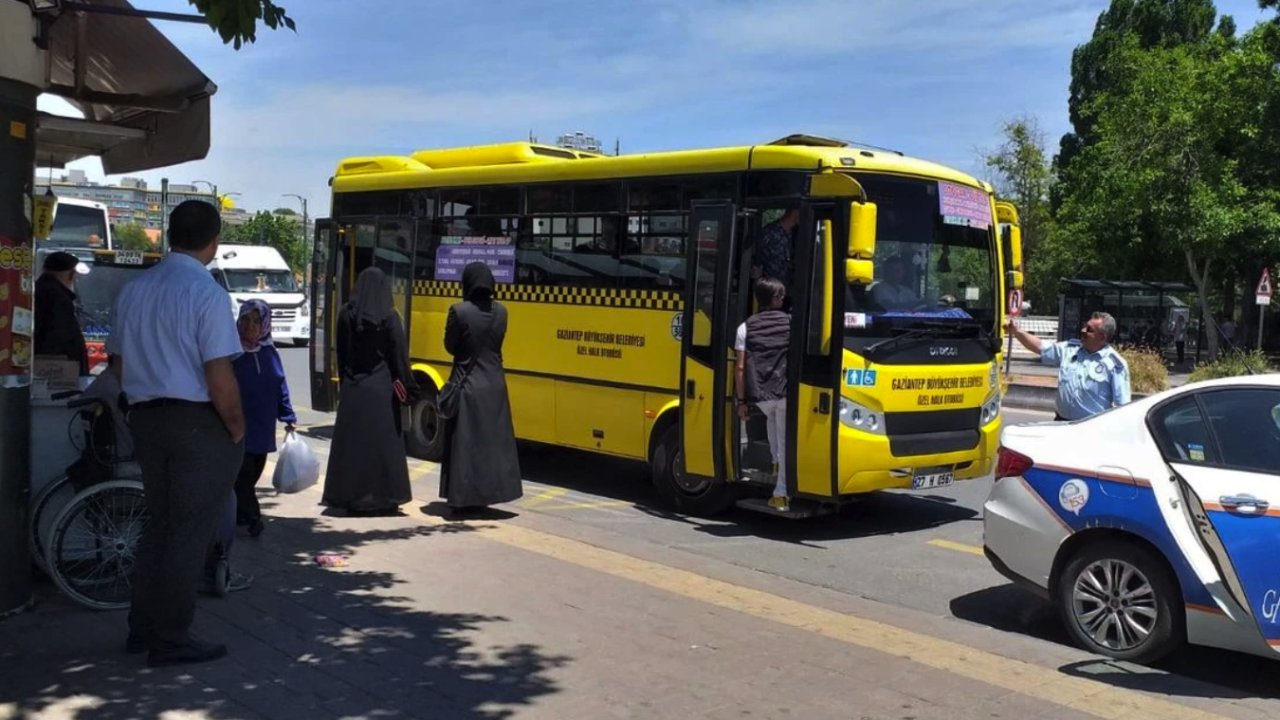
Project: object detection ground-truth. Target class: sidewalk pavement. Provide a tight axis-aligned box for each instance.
[3,466,1273,720]
[1005,357,1194,412]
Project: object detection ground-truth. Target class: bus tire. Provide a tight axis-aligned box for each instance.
[650,424,736,516]
[406,386,445,461]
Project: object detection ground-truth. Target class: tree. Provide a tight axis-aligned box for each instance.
[112,222,153,252]
[982,115,1061,311]
[221,212,307,272]
[188,1,295,49]
[273,207,297,216]
[1056,0,1220,190]
[1056,32,1280,360]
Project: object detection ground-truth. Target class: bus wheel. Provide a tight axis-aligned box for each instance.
[650,424,735,516]
[406,388,445,461]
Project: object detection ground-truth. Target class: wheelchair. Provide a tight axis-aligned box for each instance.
[27,391,148,610]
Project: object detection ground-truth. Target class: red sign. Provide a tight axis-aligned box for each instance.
[1008,288,1023,317]
[1257,267,1273,301]
[0,236,33,376]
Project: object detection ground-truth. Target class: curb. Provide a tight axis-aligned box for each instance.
[1002,383,1153,413]
[1002,383,1058,413]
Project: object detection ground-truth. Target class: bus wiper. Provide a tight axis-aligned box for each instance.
[864,328,936,356]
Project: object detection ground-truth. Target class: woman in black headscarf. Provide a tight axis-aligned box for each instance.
[440,262,522,513]
[322,267,415,515]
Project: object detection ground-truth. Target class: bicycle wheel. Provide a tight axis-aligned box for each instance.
[47,480,148,611]
[28,474,75,574]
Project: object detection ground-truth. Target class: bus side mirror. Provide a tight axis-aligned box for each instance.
[846,259,874,285]
[1007,223,1023,276]
[1007,270,1024,290]
[848,201,876,260]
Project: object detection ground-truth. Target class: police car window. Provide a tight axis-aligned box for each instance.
[1199,390,1280,475]
[1152,396,1218,465]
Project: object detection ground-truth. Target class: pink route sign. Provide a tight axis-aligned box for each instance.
[938,182,992,230]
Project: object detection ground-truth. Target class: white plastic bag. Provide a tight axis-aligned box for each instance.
[273,430,321,494]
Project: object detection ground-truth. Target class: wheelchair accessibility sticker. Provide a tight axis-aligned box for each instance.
[845,369,877,387]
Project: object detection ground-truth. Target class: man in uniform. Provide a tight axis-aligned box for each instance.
[108,200,245,667]
[1006,311,1131,421]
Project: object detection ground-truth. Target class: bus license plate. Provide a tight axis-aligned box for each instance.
[912,471,954,490]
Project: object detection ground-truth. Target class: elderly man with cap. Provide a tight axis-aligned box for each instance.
[34,251,88,375]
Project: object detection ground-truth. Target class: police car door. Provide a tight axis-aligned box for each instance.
[1152,386,1280,654]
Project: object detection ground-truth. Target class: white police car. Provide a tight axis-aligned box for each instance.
[984,374,1280,663]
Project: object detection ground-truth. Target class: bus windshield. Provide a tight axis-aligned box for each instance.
[76,266,145,329]
[844,173,997,347]
[48,204,108,249]
[219,269,299,294]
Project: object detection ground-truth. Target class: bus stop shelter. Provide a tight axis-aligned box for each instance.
[0,0,215,617]
[1058,278,1199,356]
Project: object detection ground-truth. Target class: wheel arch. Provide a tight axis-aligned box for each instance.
[412,362,445,393]
[1049,528,1186,609]
[647,399,681,464]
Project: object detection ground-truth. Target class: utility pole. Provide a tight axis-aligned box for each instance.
[282,193,309,281]
[160,177,169,253]
[0,6,40,615]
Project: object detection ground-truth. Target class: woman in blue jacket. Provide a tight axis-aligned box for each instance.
[233,299,297,537]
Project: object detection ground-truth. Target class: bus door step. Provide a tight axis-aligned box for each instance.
[734,497,833,520]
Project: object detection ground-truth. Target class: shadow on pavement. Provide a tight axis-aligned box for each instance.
[516,443,977,545]
[1,511,570,719]
[952,584,1280,701]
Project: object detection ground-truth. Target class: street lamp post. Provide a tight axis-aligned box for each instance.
[282,193,309,282]
[191,178,217,200]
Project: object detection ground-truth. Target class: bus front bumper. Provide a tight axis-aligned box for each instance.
[835,418,1000,495]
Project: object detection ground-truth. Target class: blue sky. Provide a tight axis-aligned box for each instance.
[39,0,1273,218]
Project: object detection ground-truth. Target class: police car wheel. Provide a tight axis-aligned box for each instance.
[1056,540,1183,664]
[650,425,735,516]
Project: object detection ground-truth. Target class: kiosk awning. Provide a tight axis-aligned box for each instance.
[36,0,217,173]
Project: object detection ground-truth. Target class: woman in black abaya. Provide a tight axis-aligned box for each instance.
[440,262,522,513]
[322,267,414,515]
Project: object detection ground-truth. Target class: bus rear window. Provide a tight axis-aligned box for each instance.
[49,205,107,248]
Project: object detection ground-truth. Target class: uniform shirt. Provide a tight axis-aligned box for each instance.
[1041,340,1131,421]
[106,252,241,403]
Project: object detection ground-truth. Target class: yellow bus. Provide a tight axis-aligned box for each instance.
[309,134,1024,517]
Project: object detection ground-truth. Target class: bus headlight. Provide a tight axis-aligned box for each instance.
[839,398,885,435]
[980,391,1001,426]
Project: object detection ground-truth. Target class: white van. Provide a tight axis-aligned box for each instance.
[45,197,112,252]
[207,245,310,346]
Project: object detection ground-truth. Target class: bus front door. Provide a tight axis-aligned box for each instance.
[309,219,337,411]
[677,202,738,506]
[309,217,416,412]
[785,203,845,507]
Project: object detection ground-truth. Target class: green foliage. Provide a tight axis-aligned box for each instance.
[221,212,307,272]
[982,115,1059,311]
[113,223,152,252]
[1188,349,1274,381]
[1117,345,1170,394]
[1058,0,1220,176]
[187,0,295,49]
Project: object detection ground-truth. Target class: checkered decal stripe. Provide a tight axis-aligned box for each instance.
[412,280,682,310]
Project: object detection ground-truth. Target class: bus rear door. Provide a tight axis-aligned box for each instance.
[678,202,738,501]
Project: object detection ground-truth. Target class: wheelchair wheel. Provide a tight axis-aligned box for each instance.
[28,474,75,575]
[47,480,148,611]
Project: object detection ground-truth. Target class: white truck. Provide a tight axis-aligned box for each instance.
[207,245,310,346]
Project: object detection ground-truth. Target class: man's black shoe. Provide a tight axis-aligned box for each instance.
[125,634,149,654]
[147,640,227,668]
